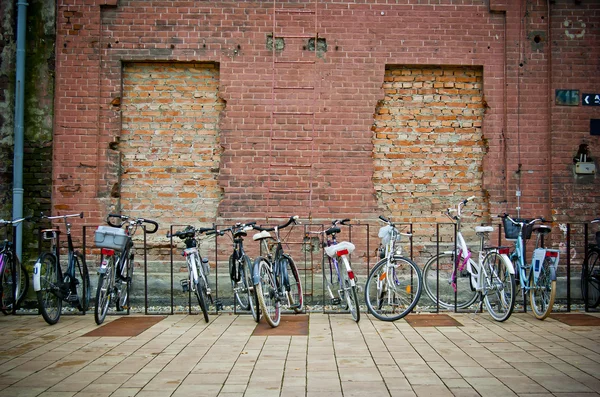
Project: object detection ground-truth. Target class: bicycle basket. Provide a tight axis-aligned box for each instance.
[95,226,130,251]
[378,225,400,246]
[503,218,532,240]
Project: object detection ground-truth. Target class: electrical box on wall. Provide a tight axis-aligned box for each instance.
[575,162,596,175]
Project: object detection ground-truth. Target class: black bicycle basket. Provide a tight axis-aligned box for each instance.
[503,217,532,240]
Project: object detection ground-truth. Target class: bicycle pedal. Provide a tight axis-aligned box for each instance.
[215,299,223,311]
[180,279,190,293]
[330,298,341,305]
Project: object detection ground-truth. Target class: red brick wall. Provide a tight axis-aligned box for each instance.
[52,0,600,235]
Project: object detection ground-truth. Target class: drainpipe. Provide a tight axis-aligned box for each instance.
[12,0,28,261]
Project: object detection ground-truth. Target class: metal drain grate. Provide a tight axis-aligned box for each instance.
[83,316,166,337]
[252,314,309,336]
[404,314,463,327]
[550,313,600,326]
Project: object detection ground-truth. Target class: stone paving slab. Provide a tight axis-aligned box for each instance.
[0,312,599,396]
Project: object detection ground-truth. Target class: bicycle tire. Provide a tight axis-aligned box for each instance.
[581,248,600,308]
[340,264,360,322]
[364,256,423,322]
[422,252,478,310]
[195,277,210,323]
[231,254,250,310]
[482,251,515,322]
[256,257,280,327]
[95,254,114,325]
[116,250,133,312]
[283,255,303,313]
[1,254,29,313]
[529,257,556,320]
[74,253,91,312]
[242,255,259,321]
[252,258,261,323]
[36,253,63,325]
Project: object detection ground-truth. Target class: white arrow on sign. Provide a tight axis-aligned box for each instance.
[585,95,590,105]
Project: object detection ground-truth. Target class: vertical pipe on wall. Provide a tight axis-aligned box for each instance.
[12,0,28,261]
[547,0,553,220]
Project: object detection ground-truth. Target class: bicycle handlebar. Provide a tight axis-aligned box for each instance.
[252,215,299,232]
[498,213,546,227]
[167,225,216,239]
[107,214,159,234]
[0,216,32,226]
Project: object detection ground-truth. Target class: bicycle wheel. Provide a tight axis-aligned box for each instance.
[340,263,360,322]
[230,254,250,310]
[194,277,210,323]
[115,250,133,312]
[256,257,280,327]
[364,256,423,322]
[242,255,259,321]
[482,252,515,322]
[422,253,478,309]
[74,253,90,312]
[1,253,28,313]
[36,253,63,325]
[529,257,556,320]
[581,248,600,308]
[95,254,115,325]
[283,255,303,313]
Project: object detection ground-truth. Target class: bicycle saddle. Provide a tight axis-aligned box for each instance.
[475,226,494,234]
[253,230,271,241]
[325,241,355,258]
[532,224,552,235]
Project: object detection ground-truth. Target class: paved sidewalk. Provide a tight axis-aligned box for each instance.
[1,312,599,396]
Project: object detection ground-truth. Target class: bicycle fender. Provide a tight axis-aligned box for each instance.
[500,253,515,274]
[252,257,263,285]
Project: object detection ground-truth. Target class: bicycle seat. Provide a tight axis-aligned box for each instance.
[253,230,271,241]
[532,224,552,235]
[475,226,494,234]
[325,241,355,258]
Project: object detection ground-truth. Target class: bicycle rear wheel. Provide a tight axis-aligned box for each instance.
[340,263,360,322]
[422,253,478,310]
[364,256,422,322]
[529,257,556,320]
[95,254,114,325]
[582,248,600,308]
[482,252,515,322]
[74,253,90,312]
[1,254,29,314]
[256,257,280,327]
[283,255,303,313]
[116,250,133,312]
[36,253,63,325]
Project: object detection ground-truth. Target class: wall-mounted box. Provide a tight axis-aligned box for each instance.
[575,162,596,175]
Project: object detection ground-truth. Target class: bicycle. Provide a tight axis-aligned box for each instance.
[307,219,360,322]
[422,197,516,322]
[364,216,422,321]
[0,217,30,314]
[94,213,158,325]
[502,214,559,320]
[167,225,216,323]
[219,222,259,322]
[582,218,600,309]
[252,215,303,327]
[33,212,91,325]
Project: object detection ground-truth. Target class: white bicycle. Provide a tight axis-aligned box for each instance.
[422,196,516,321]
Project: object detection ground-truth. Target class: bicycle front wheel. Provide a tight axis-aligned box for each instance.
[422,253,478,310]
[582,248,600,308]
[230,254,250,311]
[340,262,360,322]
[116,250,133,312]
[529,257,556,320]
[364,256,423,322]
[36,253,63,325]
[283,255,303,313]
[242,255,259,321]
[1,254,29,314]
[95,254,114,325]
[74,253,90,312]
[256,257,280,327]
[482,252,515,322]
[194,278,210,323]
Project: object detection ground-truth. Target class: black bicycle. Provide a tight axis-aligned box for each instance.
[94,214,159,325]
[219,222,259,322]
[252,216,303,327]
[0,217,30,314]
[33,212,91,325]
[582,218,600,309]
[167,225,215,323]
